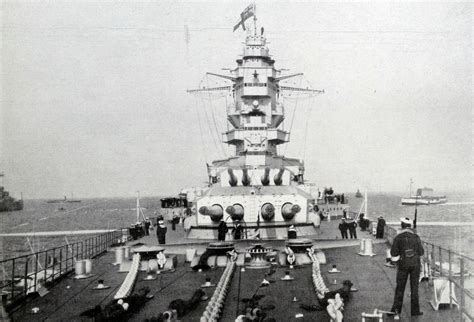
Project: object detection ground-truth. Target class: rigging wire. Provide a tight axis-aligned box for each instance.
[205,74,228,158]
[299,95,316,160]
[199,95,223,160]
[283,76,303,156]
[194,98,209,164]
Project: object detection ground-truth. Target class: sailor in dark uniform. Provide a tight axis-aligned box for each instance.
[232,221,243,240]
[217,219,228,241]
[338,219,348,239]
[376,216,386,238]
[347,220,357,239]
[287,225,297,239]
[156,220,167,244]
[390,217,424,316]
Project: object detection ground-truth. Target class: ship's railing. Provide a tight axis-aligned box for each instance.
[385,225,473,321]
[0,229,125,309]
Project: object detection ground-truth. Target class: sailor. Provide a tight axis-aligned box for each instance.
[287,225,297,239]
[338,219,348,239]
[347,220,357,239]
[376,216,386,239]
[318,210,325,221]
[156,220,167,244]
[232,221,243,240]
[390,217,424,317]
[171,211,179,231]
[144,217,151,236]
[217,219,228,241]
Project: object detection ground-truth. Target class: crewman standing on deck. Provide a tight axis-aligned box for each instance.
[338,218,348,239]
[156,220,167,244]
[217,219,228,241]
[144,217,151,236]
[376,216,386,238]
[232,221,243,240]
[390,217,424,317]
[348,219,357,239]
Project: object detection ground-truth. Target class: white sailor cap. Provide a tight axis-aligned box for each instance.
[400,217,413,225]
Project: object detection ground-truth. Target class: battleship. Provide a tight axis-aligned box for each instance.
[0,5,471,322]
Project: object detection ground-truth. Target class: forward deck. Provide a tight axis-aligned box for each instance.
[4,220,471,321]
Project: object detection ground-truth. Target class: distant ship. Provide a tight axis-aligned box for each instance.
[355,189,363,198]
[401,187,447,205]
[0,186,23,212]
[46,193,81,204]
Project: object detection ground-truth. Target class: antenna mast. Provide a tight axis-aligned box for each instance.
[253,2,257,36]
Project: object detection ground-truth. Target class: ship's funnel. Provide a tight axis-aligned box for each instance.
[274,168,285,186]
[261,167,270,186]
[242,168,251,186]
[261,203,275,221]
[281,202,301,221]
[228,168,238,187]
[199,204,223,222]
[226,203,244,221]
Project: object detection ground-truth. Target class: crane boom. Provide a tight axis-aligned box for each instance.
[187,86,232,93]
[279,86,324,93]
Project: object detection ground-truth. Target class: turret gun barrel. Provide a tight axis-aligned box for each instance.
[261,167,270,186]
[281,203,301,221]
[242,168,251,186]
[228,168,238,187]
[274,168,285,186]
[199,205,224,222]
[261,203,275,221]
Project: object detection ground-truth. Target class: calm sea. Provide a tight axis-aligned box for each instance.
[0,192,472,260]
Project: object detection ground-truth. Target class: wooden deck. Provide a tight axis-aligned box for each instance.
[7,221,463,321]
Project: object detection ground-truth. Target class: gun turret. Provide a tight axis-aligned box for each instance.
[261,167,270,186]
[273,168,285,186]
[228,168,238,187]
[242,168,251,186]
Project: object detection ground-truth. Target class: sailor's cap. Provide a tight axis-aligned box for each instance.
[400,217,413,225]
[158,220,164,224]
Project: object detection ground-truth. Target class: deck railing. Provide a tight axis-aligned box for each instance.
[0,229,125,308]
[385,225,473,321]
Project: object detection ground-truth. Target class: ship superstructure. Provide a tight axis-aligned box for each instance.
[187,19,326,238]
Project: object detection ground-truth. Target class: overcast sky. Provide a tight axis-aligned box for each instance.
[1,1,472,199]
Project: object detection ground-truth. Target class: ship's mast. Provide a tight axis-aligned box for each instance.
[253,2,257,36]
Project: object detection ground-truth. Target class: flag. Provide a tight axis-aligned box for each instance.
[233,4,255,32]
